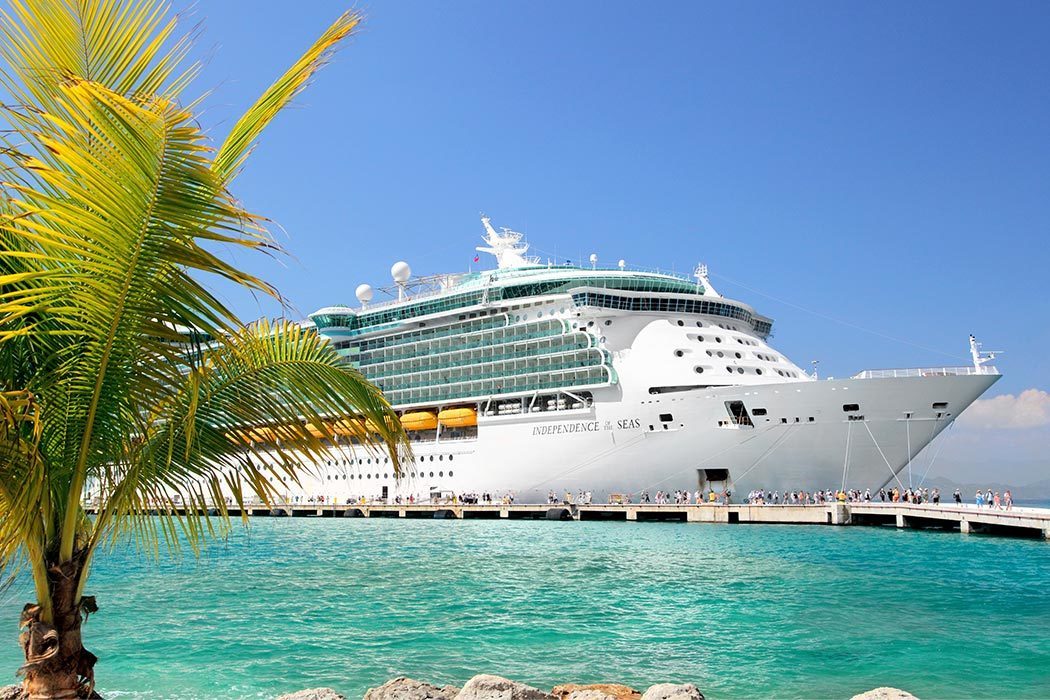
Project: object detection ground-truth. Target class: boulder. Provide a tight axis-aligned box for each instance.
[552,684,641,700]
[365,677,459,700]
[849,689,918,700]
[275,689,346,700]
[0,686,24,700]
[640,684,704,700]
[455,674,555,700]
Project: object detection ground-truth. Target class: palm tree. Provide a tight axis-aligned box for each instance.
[0,1,409,697]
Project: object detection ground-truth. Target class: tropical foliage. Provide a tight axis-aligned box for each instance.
[0,1,407,697]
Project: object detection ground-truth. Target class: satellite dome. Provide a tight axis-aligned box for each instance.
[391,261,411,283]
[355,284,374,304]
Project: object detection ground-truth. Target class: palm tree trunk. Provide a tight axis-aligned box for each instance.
[19,558,99,699]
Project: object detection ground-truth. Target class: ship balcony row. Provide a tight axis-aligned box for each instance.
[351,318,571,366]
[385,366,615,407]
[372,348,612,392]
[342,313,509,353]
[360,334,595,381]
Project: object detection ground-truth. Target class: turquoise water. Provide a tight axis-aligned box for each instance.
[1,520,1048,699]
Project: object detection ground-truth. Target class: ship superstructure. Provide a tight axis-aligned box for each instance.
[293,217,999,503]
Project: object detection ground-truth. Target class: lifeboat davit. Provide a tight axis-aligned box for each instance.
[438,407,477,428]
[400,411,439,431]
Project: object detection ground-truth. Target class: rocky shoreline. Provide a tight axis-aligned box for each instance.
[273,675,919,700]
[2,677,919,700]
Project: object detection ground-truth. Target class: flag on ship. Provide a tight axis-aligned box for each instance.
[473,254,480,262]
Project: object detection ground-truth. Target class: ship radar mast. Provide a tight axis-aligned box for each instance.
[695,263,721,298]
[969,335,1001,374]
[476,214,539,269]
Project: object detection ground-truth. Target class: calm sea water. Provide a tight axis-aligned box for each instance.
[1,520,1048,700]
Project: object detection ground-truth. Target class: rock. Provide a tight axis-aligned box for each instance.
[365,677,460,700]
[455,674,555,700]
[275,689,346,700]
[640,684,704,700]
[849,689,918,700]
[552,684,641,700]
[0,686,24,700]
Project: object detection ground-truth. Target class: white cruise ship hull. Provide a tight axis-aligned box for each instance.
[284,372,997,504]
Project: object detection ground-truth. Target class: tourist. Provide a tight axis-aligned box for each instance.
[932,488,940,505]
[953,489,962,505]
[976,490,983,507]
[993,491,1001,509]
[985,489,994,508]
[1004,490,1013,510]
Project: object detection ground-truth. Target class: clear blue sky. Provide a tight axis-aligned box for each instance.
[186,0,1048,482]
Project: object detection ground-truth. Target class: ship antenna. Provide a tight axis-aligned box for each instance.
[811,359,820,380]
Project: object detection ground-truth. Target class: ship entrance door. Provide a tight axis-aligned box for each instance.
[381,485,389,503]
[697,468,730,497]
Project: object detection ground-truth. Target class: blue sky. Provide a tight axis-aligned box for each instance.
[187,1,1048,483]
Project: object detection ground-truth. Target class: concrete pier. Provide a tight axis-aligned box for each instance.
[101,502,1050,540]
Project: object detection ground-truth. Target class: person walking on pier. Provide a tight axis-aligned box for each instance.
[1004,490,1013,510]
[953,489,962,505]
[976,490,984,507]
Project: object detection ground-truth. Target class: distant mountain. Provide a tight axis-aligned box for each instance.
[925,475,1050,499]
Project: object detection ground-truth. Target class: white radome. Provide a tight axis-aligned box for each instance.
[390,261,411,283]
[355,284,374,304]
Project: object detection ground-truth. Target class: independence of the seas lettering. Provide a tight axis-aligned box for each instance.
[532,418,640,436]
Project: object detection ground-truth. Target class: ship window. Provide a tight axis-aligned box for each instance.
[384,473,388,479]
[659,413,674,422]
[604,320,612,326]
[366,474,371,479]
[735,352,742,359]
[449,471,454,477]
[717,351,724,357]
[843,404,860,412]
[429,471,434,477]
[726,366,733,373]
[724,401,753,427]
[677,320,684,326]
[675,350,684,357]
[697,335,704,342]
[695,366,704,374]
[752,408,767,416]
[737,367,744,374]
[439,455,444,461]
[439,471,444,477]
[716,337,722,343]
[932,402,949,409]
[449,455,454,461]
[695,321,703,327]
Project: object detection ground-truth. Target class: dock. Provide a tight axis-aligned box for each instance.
[113,502,1050,539]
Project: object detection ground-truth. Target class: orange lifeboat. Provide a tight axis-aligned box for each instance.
[400,411,439,431]
[228,425,281,445]
[331,418,364,437]
[438,407,477,428]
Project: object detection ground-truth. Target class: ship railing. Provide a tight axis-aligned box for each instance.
[851,366,1000,379]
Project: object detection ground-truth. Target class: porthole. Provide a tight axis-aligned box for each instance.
[756,369,763,375]
[449,455,454,461]
[695,321,703,327]
[715,337,722,343]
[604,320,612,326]
[697,335,705,342]
[537,311,543,318]
[439,471,444,477]
[350,474,354,479]
[384,473,388,479]
[677,320,684,326]
[675,350,684,357]
[448,471,454,477]
[429,471,434,477]
[735,352,742,359]
[430,455,435,462]
[726,366,733,373]
[706,350,714,357]
[439,455,444,461]
[695,366,704,374]
[717,351,724,358]
[737,367,744,374]
[366,474,371,479]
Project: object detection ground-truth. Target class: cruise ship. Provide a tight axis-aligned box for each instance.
[300,217,1000,503]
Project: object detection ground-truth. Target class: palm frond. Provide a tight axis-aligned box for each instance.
[213,10,359,182]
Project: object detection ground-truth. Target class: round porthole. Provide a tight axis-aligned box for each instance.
[735,352,742,359]
[716,337,722,343]
[675,350,684,357]
[695,366,704,374]
[429,471,434,477]
[439,471,444,477]
[695,321,703,327]
[726,366,733,373]
[756,369,763,375]
[366,474,371,479]
[448,471,454,477]
[737,367,745,374]
[677,320,684,326]
[604,320,612,326]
